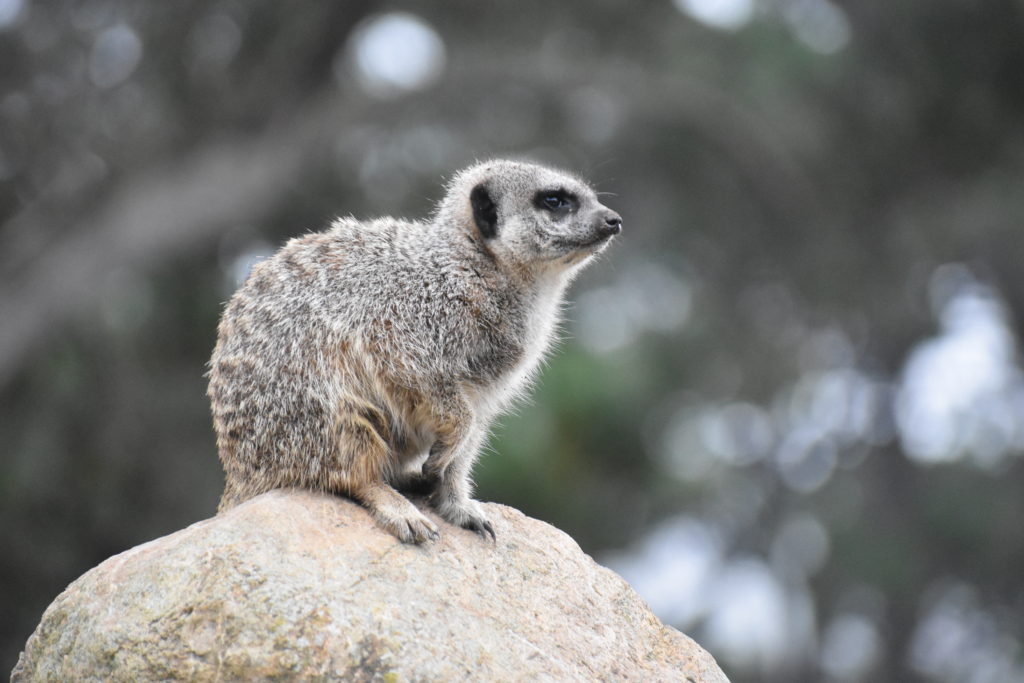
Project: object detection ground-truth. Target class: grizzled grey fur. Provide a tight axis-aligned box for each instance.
[207,160,621,543]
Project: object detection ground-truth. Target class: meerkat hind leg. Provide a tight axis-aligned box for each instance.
[349,480,440,544]
[330,398,439,543]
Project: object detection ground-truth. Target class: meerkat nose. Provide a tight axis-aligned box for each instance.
[601,211,623,236]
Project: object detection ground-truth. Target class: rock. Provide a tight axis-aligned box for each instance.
[11,489,728,682]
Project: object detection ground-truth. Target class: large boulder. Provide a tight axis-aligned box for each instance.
[12,489,728,681]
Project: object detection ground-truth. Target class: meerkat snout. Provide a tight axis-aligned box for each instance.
[600,210,623,236]
[209,159,620,544]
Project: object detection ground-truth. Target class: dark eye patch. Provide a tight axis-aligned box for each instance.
[534,189,578,216]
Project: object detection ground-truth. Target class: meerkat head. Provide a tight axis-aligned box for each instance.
[438,159,622,277]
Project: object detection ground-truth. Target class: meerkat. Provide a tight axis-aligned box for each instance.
[207,159,622,543]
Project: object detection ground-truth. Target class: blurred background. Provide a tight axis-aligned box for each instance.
[2,1,1024,680]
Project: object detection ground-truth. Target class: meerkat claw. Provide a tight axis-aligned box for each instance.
[463,517,496,542]
[397,517,440,545]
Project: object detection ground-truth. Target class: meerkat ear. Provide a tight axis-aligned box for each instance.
[470,184,498,239]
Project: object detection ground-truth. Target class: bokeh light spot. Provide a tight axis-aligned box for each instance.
[88,24,143,89]
[673,0,755,31]
[341,12,446,98]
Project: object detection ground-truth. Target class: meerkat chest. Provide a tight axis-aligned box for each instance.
[517,285,562,373]
[469,284,564,419]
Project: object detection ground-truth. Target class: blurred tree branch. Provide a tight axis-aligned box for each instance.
[0,91,364,387]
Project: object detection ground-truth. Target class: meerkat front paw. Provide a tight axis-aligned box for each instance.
[435,497,495,541]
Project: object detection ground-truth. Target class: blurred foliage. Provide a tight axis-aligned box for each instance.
[3,1,1024,680]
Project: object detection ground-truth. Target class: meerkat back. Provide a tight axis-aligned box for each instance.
[208,159,621,544]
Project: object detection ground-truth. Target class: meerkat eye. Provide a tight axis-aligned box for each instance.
[543,194,567,210]
[535,190,577,216]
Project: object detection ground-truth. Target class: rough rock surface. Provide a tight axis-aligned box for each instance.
[12,489,728,682]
